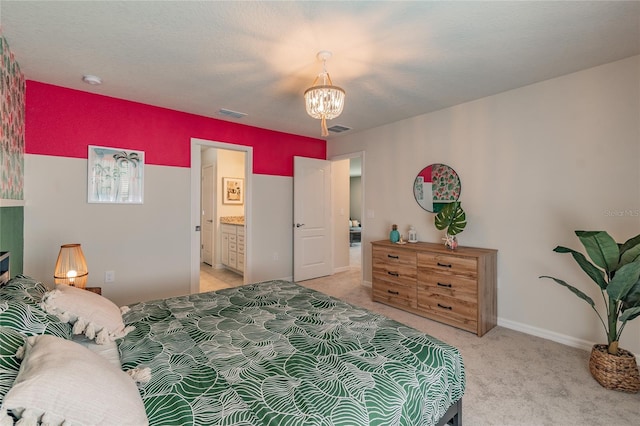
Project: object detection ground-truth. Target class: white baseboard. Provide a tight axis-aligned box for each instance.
[333,266,351,274]
[498,317,640,361]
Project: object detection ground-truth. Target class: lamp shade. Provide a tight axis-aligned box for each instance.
[54,244,89,288]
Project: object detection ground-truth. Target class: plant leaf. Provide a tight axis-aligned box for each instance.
[620,242,640,266]
[434,202,467,236]
[539,275,596,308]
[434,203,453,231]
[619,234,640,256]
[606,262,640,301]
[620,306,640,322]
[576,231,619,274]
[553,246,607,290]
[622,279,640,309]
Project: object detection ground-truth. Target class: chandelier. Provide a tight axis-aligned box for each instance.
[304,51,345,137]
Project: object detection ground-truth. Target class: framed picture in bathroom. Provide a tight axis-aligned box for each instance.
[222,177,243,205]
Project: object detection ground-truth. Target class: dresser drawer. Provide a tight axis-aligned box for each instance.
[417,272,477,299]
[373,246,416,267]
[417,253,478,277]
[372,279,416,309]
[372,246,416,286]
[416,291,477,331]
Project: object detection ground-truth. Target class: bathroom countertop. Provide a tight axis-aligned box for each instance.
[220,216,245,225]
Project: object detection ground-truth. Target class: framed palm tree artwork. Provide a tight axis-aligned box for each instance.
[88,145,144,204]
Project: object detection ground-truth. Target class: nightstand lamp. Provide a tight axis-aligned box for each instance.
[54,244,89,289]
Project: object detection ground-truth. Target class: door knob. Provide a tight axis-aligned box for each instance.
[295,223,305,228]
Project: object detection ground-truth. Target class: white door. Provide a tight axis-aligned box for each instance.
[201,165,214,266]
[293,156,332,281]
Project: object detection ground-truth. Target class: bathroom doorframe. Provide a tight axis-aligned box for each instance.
[329,151,365,284]
[190,138,253,294]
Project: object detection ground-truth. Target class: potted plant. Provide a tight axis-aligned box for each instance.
[540,231,640,393]
[434,201,466,249]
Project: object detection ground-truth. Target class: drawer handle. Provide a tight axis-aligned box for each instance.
[387,290,399,295]
[387,254,399,259]
[387,271,399,277]
[437,262,452,268]
[437,303,453,310]
[437,282,452,288]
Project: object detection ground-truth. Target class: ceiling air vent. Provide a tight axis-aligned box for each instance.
[217,108,247,119]
[327,124,351,133]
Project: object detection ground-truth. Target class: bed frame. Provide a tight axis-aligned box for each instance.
[436,398,462,426]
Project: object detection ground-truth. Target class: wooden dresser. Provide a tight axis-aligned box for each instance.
[372,240,497,336]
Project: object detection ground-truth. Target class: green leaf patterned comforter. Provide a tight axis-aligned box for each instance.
[118,280,465,426]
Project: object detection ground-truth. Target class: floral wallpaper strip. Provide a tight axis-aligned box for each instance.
[0,34,26,200]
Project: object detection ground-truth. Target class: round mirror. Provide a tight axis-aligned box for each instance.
[413,164,461,212]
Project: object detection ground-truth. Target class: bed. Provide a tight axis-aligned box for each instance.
[0,273,465,426]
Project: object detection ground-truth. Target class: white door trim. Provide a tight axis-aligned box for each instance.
[190,138,253,294]
[329,151,365,283]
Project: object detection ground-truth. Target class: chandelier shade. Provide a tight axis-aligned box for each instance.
[304,51,345,137]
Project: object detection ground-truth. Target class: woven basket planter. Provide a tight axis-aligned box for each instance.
[589,344,640,393]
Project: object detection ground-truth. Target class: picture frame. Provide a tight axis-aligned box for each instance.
[222,177,243,205]
[88,145,144,204]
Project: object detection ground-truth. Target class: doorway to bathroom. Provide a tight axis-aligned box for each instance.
[190,139,252,294]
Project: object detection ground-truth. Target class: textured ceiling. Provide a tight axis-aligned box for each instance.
[1,1,639,139]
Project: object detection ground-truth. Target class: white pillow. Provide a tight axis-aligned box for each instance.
[0,334,148,426]
[41,285,134,344]
[71,335,121,368]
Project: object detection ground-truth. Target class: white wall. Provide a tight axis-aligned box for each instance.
[25,153,297,305]
[24,155,191,306]
[328,56,640,355]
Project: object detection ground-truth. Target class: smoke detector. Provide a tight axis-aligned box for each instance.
[82,75,102,85]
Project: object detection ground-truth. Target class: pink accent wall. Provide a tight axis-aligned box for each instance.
[25,81,325,176]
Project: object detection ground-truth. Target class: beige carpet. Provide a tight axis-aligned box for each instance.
[300,268,639,426]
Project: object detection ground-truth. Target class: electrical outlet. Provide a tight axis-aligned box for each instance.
[104,270,115,283]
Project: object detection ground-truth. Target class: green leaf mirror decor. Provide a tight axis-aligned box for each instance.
[540,231,640,392]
